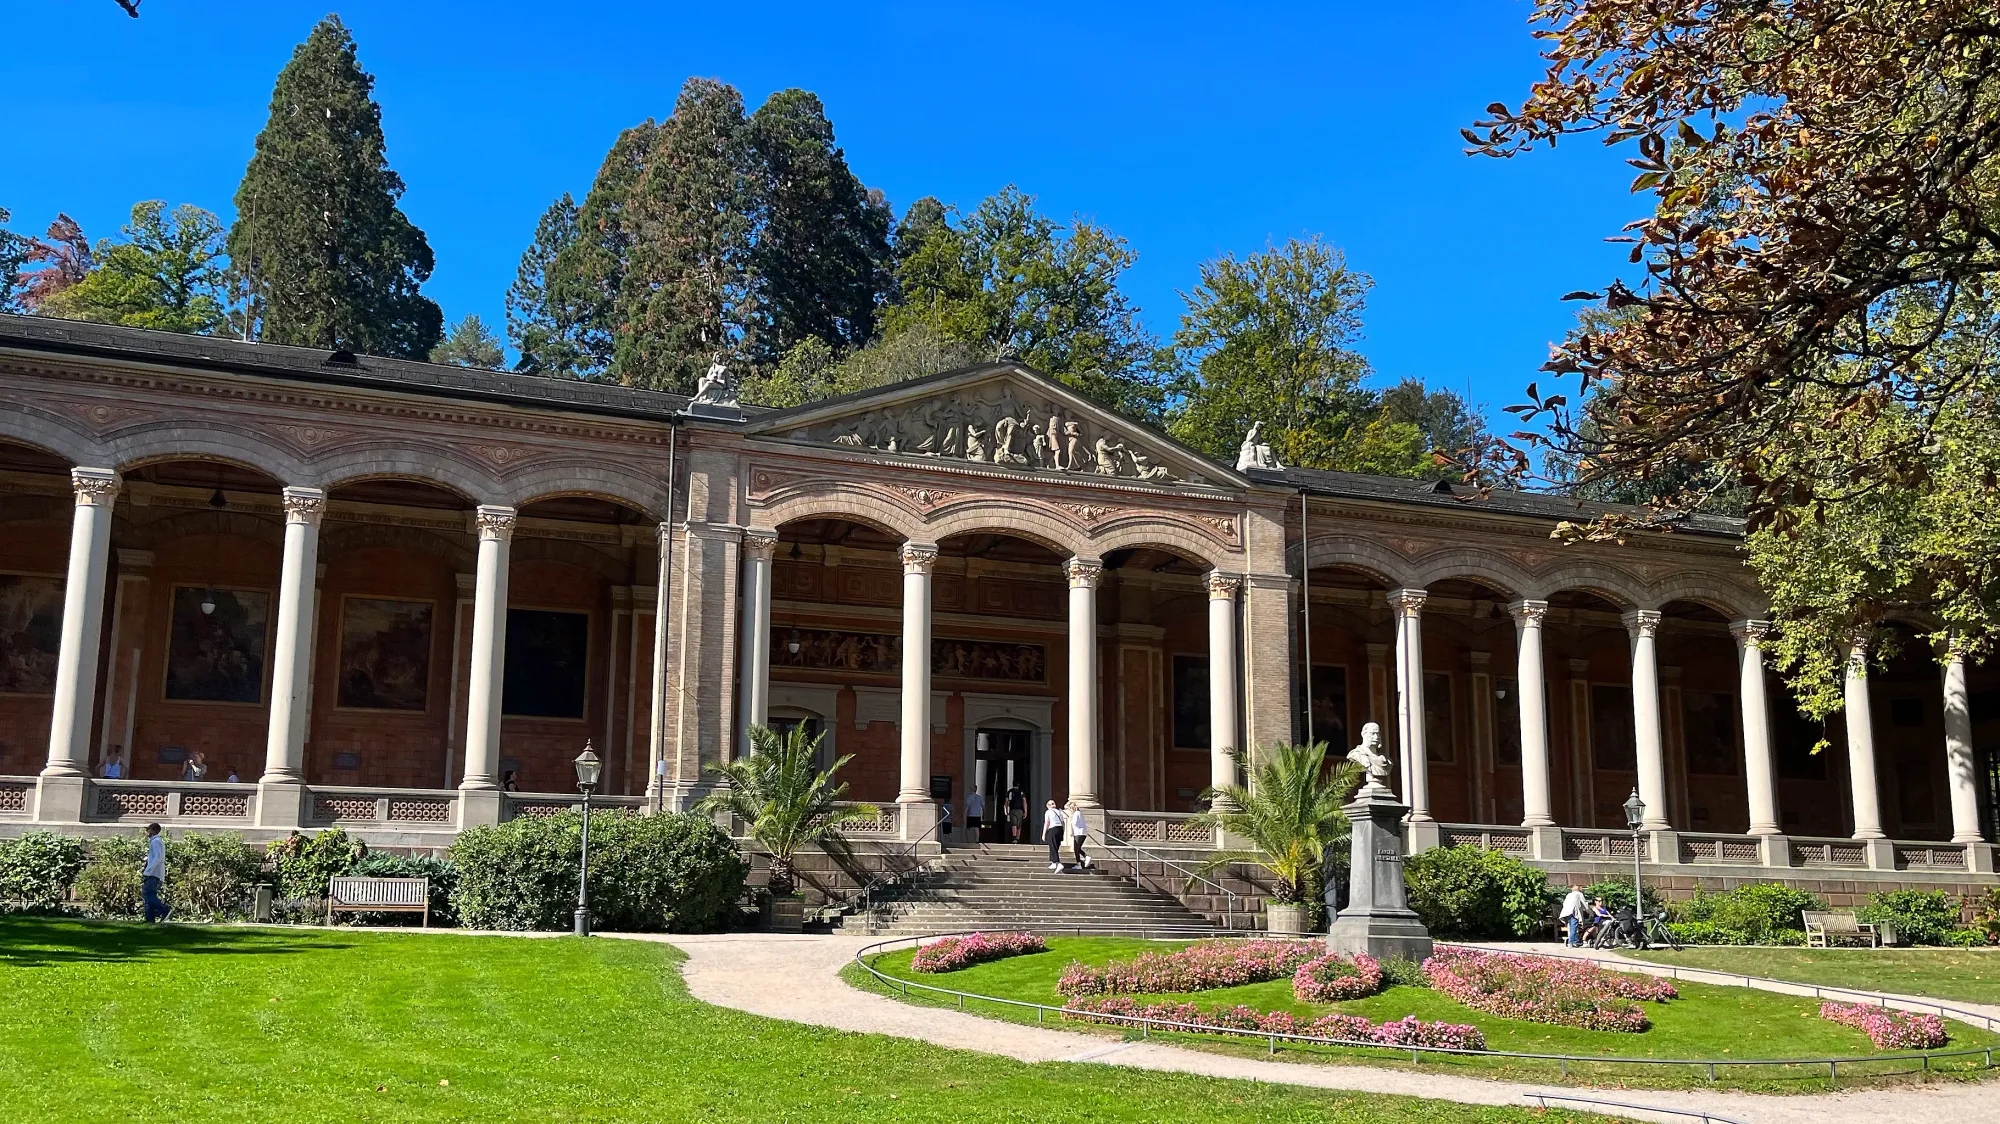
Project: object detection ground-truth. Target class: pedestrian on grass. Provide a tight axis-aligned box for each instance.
[141,822,169,923]
[1042,800,1066,871]
[1067,802,1091,869]
[1559,885,1588,947]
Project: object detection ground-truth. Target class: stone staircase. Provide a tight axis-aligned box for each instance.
[850,843,1230,935]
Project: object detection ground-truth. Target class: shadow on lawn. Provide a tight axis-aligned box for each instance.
[0,915,351,967]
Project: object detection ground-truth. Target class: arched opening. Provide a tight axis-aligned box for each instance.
[1865,621,1953,841]
[1539,586,1641,829]
[1656,599,1748,833]
[0,439,80,775]
[1413,578,1518,826]
[1101,546,1211,813]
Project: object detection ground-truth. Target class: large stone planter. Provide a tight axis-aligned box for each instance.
[767,895,806,933]
[1265,901,1313,935]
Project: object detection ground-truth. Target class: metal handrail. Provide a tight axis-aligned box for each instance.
[843,817,945,919]
[851,932,2000,1080]
[1523,1092,1749,1124]
[1094,828,1240,914]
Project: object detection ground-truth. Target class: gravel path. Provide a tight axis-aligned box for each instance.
[618,932,2000,1124]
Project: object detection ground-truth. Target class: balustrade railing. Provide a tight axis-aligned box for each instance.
[1560,827,1640,861]
[0,775,36,816]
[1790,836,1870,867]
[1437,823,1532,855]
[1677,832,1762,865]
[1102,809,1219,848]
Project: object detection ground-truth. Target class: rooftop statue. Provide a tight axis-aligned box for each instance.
[1236,421,1283,472]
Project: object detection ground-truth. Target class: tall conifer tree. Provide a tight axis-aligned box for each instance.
[227,16,441,357]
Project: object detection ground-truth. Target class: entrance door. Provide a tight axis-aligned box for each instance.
[975,728,1034,843]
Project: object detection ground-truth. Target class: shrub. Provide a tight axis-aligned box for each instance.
[1667,920,1805,946]
[1668,883,1823,943]
[912,932,1046,973]
[1580,878,1665,917]
[267,828,364,901]
[343,852,459,927]
[1819,1001,1949,1049]
[1056,939,1322,997]
[165,832,261,920]
[1424,946,1676,1033]
[1378,956,1431,988]
[0,831,88,911]
[450,809,745,932]
[74,836,145,917]
[1062,996,1485,1051]
[1291,953,1384,1002]
[1859,890,1962,946]
[1403,846,1557,939]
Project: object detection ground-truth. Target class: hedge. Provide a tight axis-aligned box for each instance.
[1403,846,1557,938]
[448,809,745,932]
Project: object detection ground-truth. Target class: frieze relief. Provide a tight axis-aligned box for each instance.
[774,626,1047,683]
[778,383,1202,484]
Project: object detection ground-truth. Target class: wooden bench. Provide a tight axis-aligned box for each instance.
[327,876,430,927]
[1803,910,1878,948]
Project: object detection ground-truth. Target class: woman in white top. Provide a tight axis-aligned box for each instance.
[1067,803,1091,869]
[1042,800,1067,871]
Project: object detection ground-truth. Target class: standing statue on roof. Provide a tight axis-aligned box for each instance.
[1236,421,1284,472]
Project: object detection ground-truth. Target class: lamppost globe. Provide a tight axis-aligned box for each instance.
[574,744,601,790]
[1622,789,1646,831]
[573,740,599,937]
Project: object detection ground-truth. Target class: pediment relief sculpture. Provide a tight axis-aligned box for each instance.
[775,381,1208,485]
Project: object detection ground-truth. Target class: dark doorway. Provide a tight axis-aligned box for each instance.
[975,728,1034,843]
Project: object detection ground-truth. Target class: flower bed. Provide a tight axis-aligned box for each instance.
[1818,1001,1949,1050]
[1057,938,1322,997]
[911,932,1047,973]
[1063,996,1485,1051]
[1291,952,1384,1002]
[1424,947,1676,1033]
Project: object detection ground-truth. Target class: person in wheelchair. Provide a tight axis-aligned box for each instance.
[1582,897,1615,946]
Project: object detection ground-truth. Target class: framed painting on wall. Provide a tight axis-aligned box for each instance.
[0,573,64,695]
[164,586,270,703]
[336,596,434,711]
[502,607,590,719]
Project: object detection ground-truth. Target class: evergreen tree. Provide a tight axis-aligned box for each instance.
[40,202,232,334]
[544,122,661,377]
[745,90,892,363]
[614,79,754,391]
[0,208,32,313]
[1375,378,1490,482]
[430,313,505,369]
[505,192,597,376]
[227,16,441,358]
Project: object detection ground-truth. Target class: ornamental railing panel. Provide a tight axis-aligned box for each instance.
[1790,837,1868,867]
[1678,834,1761,864]
[1561,828,1639,861]
[0,776,34,815]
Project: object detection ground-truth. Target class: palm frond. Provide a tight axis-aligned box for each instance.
[1187,740,1360,903]
[697,723,875,894]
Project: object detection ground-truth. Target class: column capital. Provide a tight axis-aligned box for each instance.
[1621,609,1663,638]
[1205,571,1243,600]
[1386,587,1427,616]
[1729,619,1773,647]
[743,529,780,560]
[1066,556,1104,588]
[901,541,940,574]
[70,467,120,506]
[1506,598,1550,625]
[1844,628,1873,658]
[474,505,517,542]
[280,486,327,527]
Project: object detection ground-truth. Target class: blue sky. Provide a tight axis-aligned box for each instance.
[4,2,1642,430]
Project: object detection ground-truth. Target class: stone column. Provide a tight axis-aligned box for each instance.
[1842,631,1885,839]
[1730,620,1782,836]
[1066,557,1104,808]
[38,469,119,821]
[259,487,325,786]
[1387,588,1430,820]
[897,542,939,806]
[1623,609,1671,830]
[738,529,778,755]
[1206,572,1242,799]
[1507,599,1554,827]
[1944,640,1984,844]
[459,505,515,827]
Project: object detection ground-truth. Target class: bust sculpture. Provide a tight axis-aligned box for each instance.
[1346,721,1393,797]
[1236,421,1283,472]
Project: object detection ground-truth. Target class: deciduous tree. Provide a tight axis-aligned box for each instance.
[40,202,231,334]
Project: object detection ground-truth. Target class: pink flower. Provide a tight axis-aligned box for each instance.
[1062,996,1485,1051]
[1819,1001,1948,1050]
[1057,938,1324,997]
[1421,947,1673,1033]
[911,932,1047,973]
[1292,953,1385,1003]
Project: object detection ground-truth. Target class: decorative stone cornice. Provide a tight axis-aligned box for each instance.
[281,485,327,527]
[474,504,518,542]
[1622,609,1663,639]
[1065,557,1105,589]
[1507,598,1550,626]
[1729,619,1772,648]
[70,467,120,506]
[1205,571,1243,600]
[901,542,940,575]
[1386,588,1427,617]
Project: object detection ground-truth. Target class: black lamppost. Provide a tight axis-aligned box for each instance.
[1622,788,1647,927]
[574,741,601,937]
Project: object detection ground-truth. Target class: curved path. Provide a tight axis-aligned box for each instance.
[623,932,2000,1124]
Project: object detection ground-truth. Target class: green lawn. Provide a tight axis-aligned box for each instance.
[847,936,2000,1094]
[1629,946,2000,1007]
[0,918,1585,1124]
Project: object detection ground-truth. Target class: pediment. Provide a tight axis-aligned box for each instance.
[743,363,1233,487]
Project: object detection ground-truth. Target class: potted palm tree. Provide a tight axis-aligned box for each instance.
[1190,741,1359,935]
[698,723,878,933]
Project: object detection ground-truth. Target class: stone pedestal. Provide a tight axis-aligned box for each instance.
[1326,786,1433,962]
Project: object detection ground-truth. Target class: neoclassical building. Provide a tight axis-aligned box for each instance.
[0,314,1993,893]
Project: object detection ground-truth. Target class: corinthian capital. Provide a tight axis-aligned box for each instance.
[1066,557,1104,589]
[1622,609,1662,639]
[1205,571,1242,600]
[1729,619,1772,648]
[743,530,780,561]
[1386,588,1427,617]
[901,542,940,575]
[1507,599,1549,626]
[70,467,120,507]
[281,486,326,527]
[475,504,518,542]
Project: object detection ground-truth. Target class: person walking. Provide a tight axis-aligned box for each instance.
[141,823,169,923]
[965,786,984,844]
[1559,885,1588,947]
[1067,802,1091,869]
[1005,785,1027,843]
[1041,800,1066,871]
